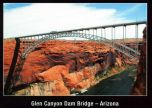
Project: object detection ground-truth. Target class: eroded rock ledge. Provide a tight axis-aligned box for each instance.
[14,50,127,96]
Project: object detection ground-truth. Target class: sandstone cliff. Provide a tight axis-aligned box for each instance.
[131,27,146,95]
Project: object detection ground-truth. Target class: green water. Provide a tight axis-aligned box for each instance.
[79,66,136,95]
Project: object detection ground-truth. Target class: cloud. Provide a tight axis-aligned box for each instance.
[4,3,145,39]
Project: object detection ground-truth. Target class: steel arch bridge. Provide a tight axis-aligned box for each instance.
[21,32,139,59]
[4,21,146,94]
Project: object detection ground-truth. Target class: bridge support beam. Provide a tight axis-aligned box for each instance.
[123,26,126,45]
[104,28,106,39]
[135,24,138,52]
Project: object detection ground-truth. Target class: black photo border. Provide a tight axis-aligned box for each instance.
[1,0,152,108]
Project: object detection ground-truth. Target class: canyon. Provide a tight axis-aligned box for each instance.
[4,37,145,96]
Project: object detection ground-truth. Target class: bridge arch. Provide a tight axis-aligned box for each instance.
[21,32,140,59]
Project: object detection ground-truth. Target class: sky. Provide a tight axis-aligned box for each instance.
[3,3,147,39]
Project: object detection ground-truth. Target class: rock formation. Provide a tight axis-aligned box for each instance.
[131,27,146,95]
[4,38,139,96]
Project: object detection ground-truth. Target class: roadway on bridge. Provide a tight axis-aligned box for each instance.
[80,66,136,95]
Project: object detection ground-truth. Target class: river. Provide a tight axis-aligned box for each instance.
[79,66,136,95]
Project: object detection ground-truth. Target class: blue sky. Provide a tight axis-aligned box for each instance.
[3,3,147,38]
[4,3,31,10]
[87,3,147,21]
